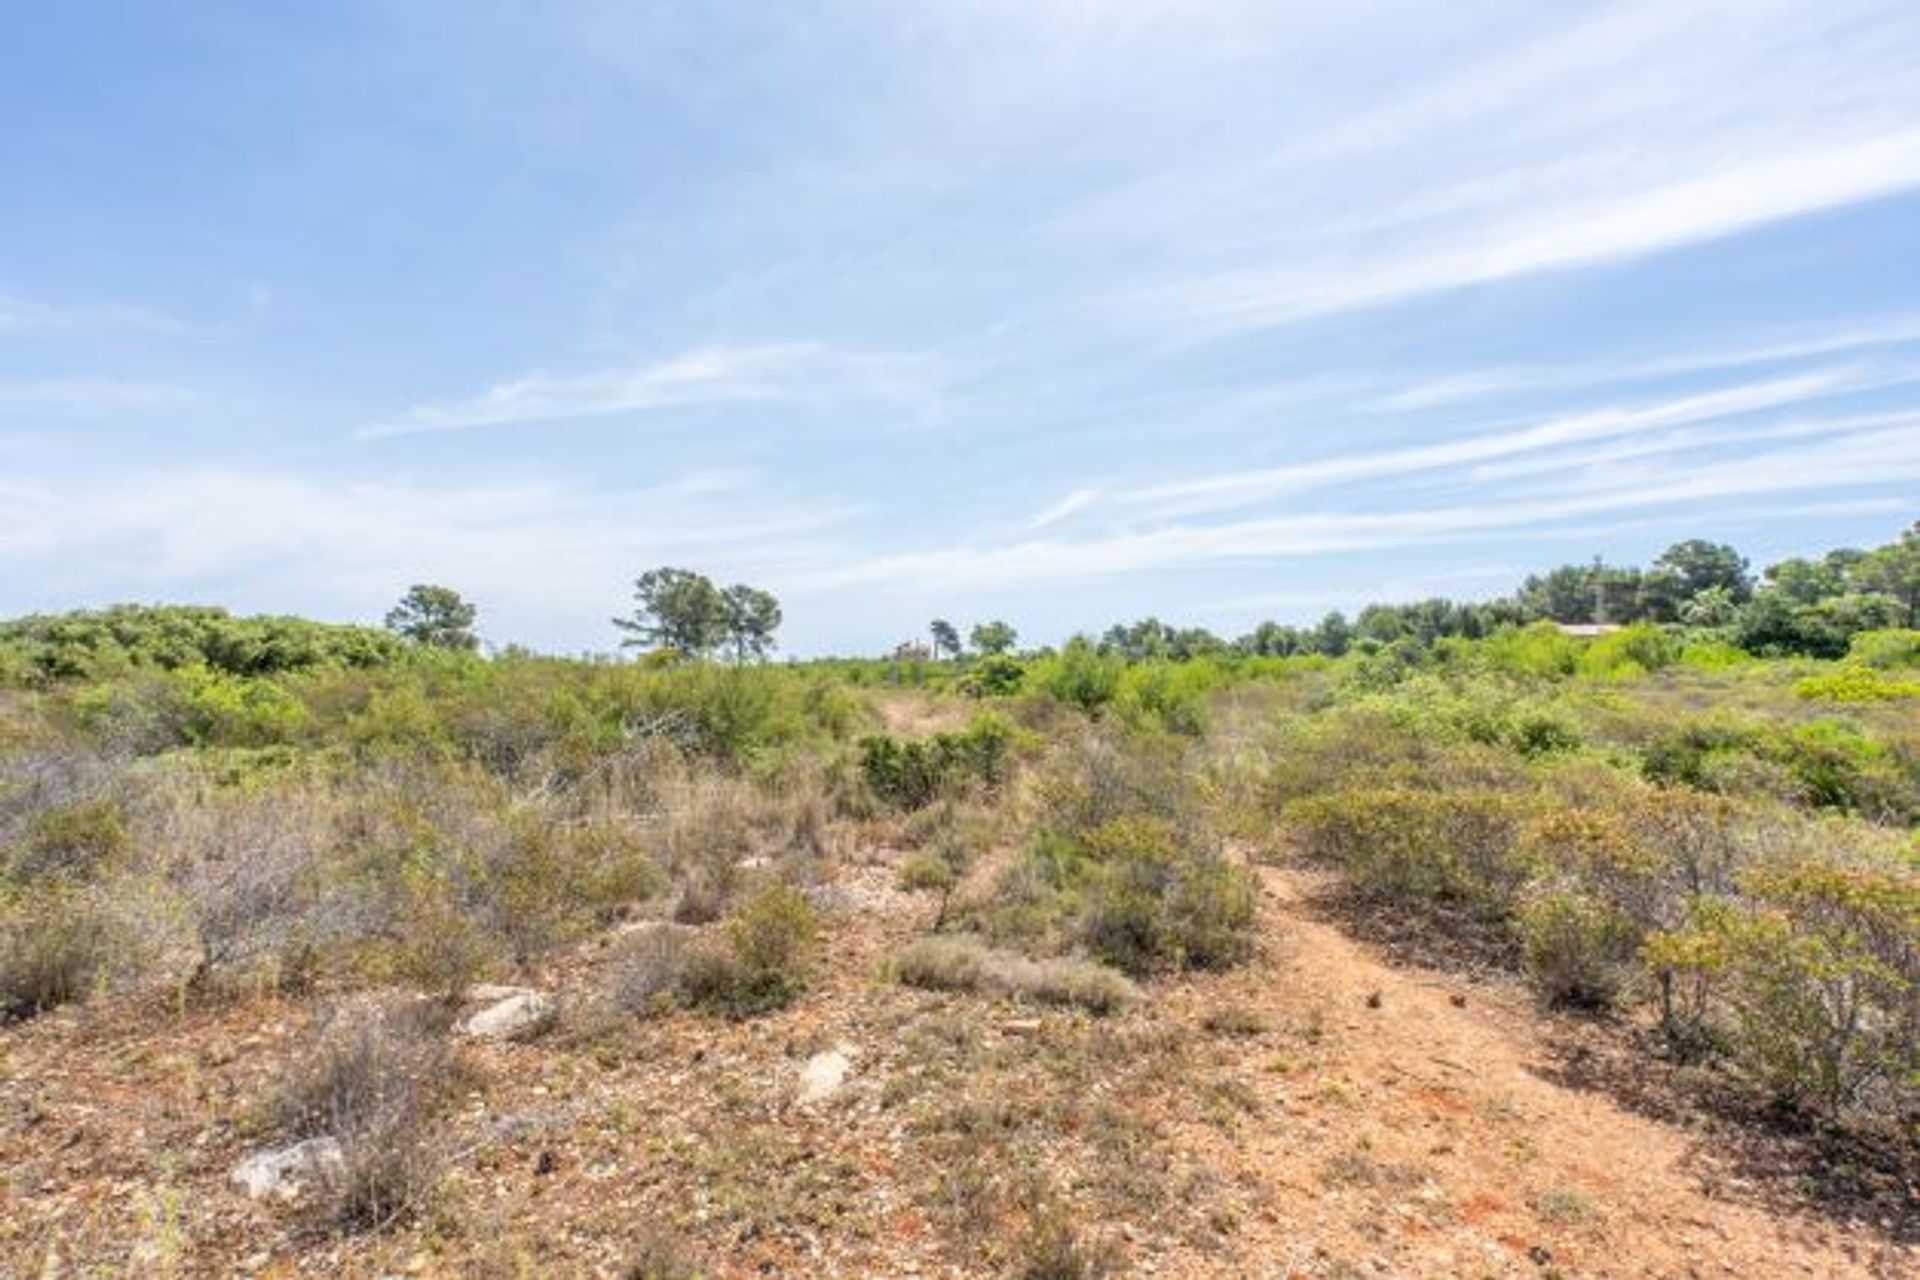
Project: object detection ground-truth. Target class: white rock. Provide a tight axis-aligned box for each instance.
[797,1043,858,1103]
[459,990,554,1040]
[230,1136,344,1200]
[465,983,535,1003]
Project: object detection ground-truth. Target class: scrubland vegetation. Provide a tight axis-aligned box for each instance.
[1,526,1915,1275]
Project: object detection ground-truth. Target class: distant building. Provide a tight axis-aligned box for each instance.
[892,640,932,662]
[1556,623,1623,638]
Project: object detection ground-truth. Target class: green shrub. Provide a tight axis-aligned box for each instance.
[1793,668,1920,702]
[859,716,1013,809]
[0,888,116,1019]
[1030,638,1124,715]
[1517,886,1639,1008]
[681,882,818,1015]
[1844,628,1920,669]
[1073,816,1255,975]
[1578,624,1679,678]
[958,654,1025,698]
[1648,853,1918,1118]
[892,935,1138,1014]
[10,799,131,882]
[1284,786,1535,914]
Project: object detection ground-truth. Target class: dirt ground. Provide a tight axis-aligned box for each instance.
[2,847,1910,1278]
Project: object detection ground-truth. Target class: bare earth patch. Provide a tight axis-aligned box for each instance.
[1,850,1909,1277]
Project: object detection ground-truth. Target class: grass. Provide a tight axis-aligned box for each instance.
[892,934,1140,1014]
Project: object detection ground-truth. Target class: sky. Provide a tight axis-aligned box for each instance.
[3,0,1918,656]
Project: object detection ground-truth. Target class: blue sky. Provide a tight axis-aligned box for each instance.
[3,1,1918,655]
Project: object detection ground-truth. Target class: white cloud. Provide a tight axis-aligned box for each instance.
[810,421,1920,590]
[0,379,206,414]
[1370,315,1920,412]
[0,295,192,335]
[1157,128,1920,331]
[1053,367,1888,524]
[360,343,938,437]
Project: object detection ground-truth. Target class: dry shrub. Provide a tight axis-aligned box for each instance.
[272,1000,460,1231]
[1014,1204,1123,1280]
[623,1224,704,1280]
[679,882,818,1016]
[0,888,116,1019]
[605,924,694,1016]
[893,934,1139,1015]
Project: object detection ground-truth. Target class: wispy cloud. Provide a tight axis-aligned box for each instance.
[1035,367,1890,526]
[1154,127,1920,331]
[0,378,206,414]
[0,295,193,335]
[360,343,937,438]
[1371,315,1920,412]
[811,422,1920,591]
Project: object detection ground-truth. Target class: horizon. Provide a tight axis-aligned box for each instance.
[5,3,1920,655]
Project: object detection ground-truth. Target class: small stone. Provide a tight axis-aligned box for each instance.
[459,990,555,1040]
[798,1044,858,1103]
[230,1136,344,1200]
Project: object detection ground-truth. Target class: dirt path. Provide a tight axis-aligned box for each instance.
[1157,862,1909,1278]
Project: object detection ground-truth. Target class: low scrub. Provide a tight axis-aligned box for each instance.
[1284,785,1536,914]
[679,882,819,1015]
[859,716,1014,809]
[271,1001,460,1230]
[893,934,1139,1014]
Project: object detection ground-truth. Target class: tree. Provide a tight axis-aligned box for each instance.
[384,584,478,650]
[614,568,729,656]
[722,584,782,662]
[969,620,1018,656]
[929,618,962,660]
[1857,521,1920,627]
[1312,610,1353,656]
[1653,540,1752,605]
[1763,556,1848,606]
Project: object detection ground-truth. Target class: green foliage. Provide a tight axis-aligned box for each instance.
[1846,628,1920,669]
[1028,638,1124,715]
[1072,816,1255,975]
[859,716,1014,809]
[1577,623,1680,678]
[969,620,1018,656]
[681,882,819,1015]
[0,605,403,683]
[1284,786,1535,914]
[385,584,479,651]
[616,568,782,661]
[1793,668,1920,703]
[1517,886,1639,1008]
[1649,853,1917,1113]
[0,887,116,1019]
[958,654,1025,698]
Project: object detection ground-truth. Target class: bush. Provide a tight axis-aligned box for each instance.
[1517,886,1639,1008]
[0,889,116,1019]
[1284,786,1535,914]
[680,882,818,1015]
[1846,628,1920,669]
[859,716,1013,809]
[10,799,130,882]
[1029,638,1125,716]
[272,1001,457,1230]
[1793,668,1920,702]
[1647,851,1918,1120]
[1073,816,1255,976]
[892,934,1139,1014]
[606,925,693,1017]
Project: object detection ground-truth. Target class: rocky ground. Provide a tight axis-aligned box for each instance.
[2,844,1910,1278]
